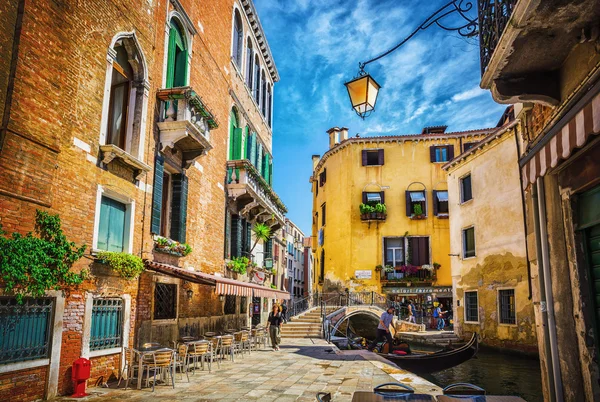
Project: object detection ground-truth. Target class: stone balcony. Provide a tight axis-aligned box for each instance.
[226,159,287,231]
[478,0,600,105]
[156,87,218,168]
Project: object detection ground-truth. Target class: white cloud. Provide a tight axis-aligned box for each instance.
[451,86,486,102]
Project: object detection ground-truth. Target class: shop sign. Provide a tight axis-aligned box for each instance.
[386,287,452,295]
[354,270,372,279]
[251,270,266,284]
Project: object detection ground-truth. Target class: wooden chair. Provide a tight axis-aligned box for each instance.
[174,344,190,383]
[144,349,175,391]
[220,335,235,362]
[188,341,216,372]
[234,331,251,357]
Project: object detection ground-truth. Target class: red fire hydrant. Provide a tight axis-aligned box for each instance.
[71,357,91,398]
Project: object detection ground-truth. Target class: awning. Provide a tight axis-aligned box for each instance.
[521,89,600,189]
[436,191,448,202]
[145,260,290,300]
[366,193,382,203]
[409,191,426,202]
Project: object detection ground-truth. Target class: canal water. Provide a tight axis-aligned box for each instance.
[337,314,543,402]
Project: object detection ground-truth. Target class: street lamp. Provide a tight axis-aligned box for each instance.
[345,0,478,119]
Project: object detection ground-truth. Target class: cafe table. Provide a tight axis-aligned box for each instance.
[437,397,527,402]
[134,345,174,390]
[351,392,435,402]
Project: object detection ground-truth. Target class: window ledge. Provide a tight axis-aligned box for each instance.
[0,358,49,374]
[100,144,151,180]
[463,321,480,325]
[364,164,383,167]
[89,347,122,358]
[409,215,427,220]
[436,214,449,219]
[460,199,474,206]
[462,256,477,260]
[152,318,178,325]
[498,323,518,327]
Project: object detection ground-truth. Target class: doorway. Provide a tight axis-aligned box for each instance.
[252,297,261,326]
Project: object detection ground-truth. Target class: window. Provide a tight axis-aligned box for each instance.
[154,283,177,320]
[321,203,326,226]
[463,142,478,152]
[362,149,384,166]
[253,55,260,104]
[460,174,472,203]
[261,70,267,117]
[406,191,426,216]
[320,249,325,281]
[166,20,188,88]
[430,145,454,163]
[362,191,384,205]
[409,237,430,266]
[267,84,272,127]
[384,238,404,267]
[499,289,516,324]
[240,297,248,314]
[90,298,123,351]
[98,196,127,252]
[245,38,253,88]
[319,168,326,187]
[224,295,236,315]
[464,291,478,322]
[433,190,449,216]
[107,45,133,150]
[463,227,475,258]
[231,10,243,68]
[0,297,53,364]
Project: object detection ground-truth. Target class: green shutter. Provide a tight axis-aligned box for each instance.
[174,47,187,87]
[170,173,188,243]
[232,128,243,160]
[97,197,111,250]
[263,154,270,182]
[151,155,164,234]
[269,161,273,186]
[231,215,242,258]
[241,126,249,159]
[257,143,263,174]
[224,211,231,258]
[108,200,126,252]
[166,26,177,89]
[249,133,257,167]
[246,220,252,255]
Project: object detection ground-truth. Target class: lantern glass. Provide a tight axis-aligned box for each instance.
[344,73,381,118]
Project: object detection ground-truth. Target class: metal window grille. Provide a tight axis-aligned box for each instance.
[224,295,236,315]
[499,289,516,324]
[154,283,177,320]
[0,297,53,365]
[240,297,248,314]
[465,292,478,322]
[90,298,123,351]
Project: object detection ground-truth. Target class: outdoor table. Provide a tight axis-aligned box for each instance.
[224,329,236,334]
[133,346,173,390]
[204,332,216,338]
[437,397,527,402]
[352,392,435,402]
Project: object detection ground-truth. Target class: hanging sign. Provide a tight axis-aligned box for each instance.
[251,270,266,284]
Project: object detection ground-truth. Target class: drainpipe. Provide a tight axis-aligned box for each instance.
[533,179,563,401]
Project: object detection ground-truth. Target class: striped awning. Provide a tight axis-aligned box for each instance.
[146,260,290,300]
[521,90,600,189]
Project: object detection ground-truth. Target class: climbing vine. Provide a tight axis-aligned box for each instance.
[0,210,87,302]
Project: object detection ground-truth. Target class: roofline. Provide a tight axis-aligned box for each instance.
[284,217,305,237]
[442,120,519,171]
[310,128,496,179]
[241,0,279,82]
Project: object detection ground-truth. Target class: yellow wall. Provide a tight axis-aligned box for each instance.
[445,126,537,352]
[311,131,488,297]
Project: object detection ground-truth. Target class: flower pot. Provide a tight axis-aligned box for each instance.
[361,213,368,220]
[369,212,377,220]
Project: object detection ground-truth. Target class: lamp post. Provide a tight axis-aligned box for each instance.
[345,0,478,119]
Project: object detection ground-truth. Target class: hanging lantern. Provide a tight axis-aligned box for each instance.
[344,73,381,119]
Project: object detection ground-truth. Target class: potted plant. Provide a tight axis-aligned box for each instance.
[155,236,170,250]
[433,262,441,270]
[270,284,277,289]
[359,203,374,220]
[374,203,387,220]
[227,256,250,278]
[375,264,383,272]
[411,204,425,219]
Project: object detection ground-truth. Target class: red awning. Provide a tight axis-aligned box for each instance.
[145,261,290,300]
[521,91,600,189]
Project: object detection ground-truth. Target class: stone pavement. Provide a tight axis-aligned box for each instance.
[63,338,441,402]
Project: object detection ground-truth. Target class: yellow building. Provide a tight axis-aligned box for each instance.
[443,115,537,353]
[310,126,491,304]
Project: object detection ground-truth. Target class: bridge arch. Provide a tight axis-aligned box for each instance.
[329,307,382,339]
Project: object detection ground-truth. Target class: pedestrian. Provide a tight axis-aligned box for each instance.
[368,306,396,352]
[407,300,416,324]
[281,300,288,323]
[266,304,283,351]
[434,303,447,331]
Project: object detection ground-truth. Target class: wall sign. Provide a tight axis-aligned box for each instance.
[354,270,372,279]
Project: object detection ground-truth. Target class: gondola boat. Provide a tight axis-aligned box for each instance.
[376,333,478,373]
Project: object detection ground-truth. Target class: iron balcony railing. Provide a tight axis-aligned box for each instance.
[478,0,517,75]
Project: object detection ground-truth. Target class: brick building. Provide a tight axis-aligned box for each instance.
[0,0,288,400]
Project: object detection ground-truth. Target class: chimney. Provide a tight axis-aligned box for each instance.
[312,154,320,170]
[326,126,349,149]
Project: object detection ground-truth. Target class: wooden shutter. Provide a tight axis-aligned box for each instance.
[151,154,164,234]
[249,133,257,166]
[269,161,273,185]
[361,150,368,166]
[380,191,385,204]
[405,191,412,216]
[432,190,438,216]
[362,192,367,204]
[170,173,188,243]
[231,215,242,258]
[242,126,249,159]
[265,238,273,258]
[224,211,230,258]
[264,153,270,180]
[378,149,385,165]
[410,237,430,266]
[429,146,436,162]
[107,199,126,252]
[232,128,243,160]
[165,26,177,88]
[257,143,263,174]
[447,145,455,160]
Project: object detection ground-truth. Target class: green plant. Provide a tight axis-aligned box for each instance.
[271,268,277,275]
[96,251,144,279]
[384,265,394,273]
[270,284,277,289]
[413,204,423,216]
[359,203,375,214]
[227,256,249,274]
[375,264,383,272]
[0,210,87,302]
[155,237,169,247]
[433,262,441,270]
[374,203,387,214]
[181,243,192,256]
[250,223,271,253]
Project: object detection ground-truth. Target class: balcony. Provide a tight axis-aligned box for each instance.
[99,144,151,180]
[380,268,435,287]
[226,159,287,230]
[478,0,600,105]
[156,87,218,168]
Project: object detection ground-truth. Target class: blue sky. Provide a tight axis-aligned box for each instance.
[254,0,506,235]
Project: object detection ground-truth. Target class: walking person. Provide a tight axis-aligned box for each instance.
[434,303,447,331]
[266,304,283,351]
[281,300,288,323]
[407,300,416,324]
[368,306,396,351]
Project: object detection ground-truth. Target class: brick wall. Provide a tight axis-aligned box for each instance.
[0,366,47,401]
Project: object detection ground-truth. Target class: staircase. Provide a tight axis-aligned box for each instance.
[280,307,334,338]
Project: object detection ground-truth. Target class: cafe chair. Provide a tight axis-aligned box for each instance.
[211,337,222,369]
[174,344,190,383]
[188,341,215,373]
[119,347,141,390]
[316,392,331,402]
[373,383,415,397]
[220,335,235,362]
[233,331,251,357]
[144,349,175,391]
[442,383,486,396]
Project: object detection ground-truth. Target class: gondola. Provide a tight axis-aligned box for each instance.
[376,333,478,373]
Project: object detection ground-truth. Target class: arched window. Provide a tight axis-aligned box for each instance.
[267,84,272,127]
[166,20,187,88]
[245,38,253,89]
[253,55,260,104]
[232,10,243,68]
[261,71,267,117]
[107,45,133,150]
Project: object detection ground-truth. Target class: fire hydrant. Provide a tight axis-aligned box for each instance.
[71,357,91,398]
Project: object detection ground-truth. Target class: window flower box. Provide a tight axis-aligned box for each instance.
[359,203,387,221]
[153,236,192,257]
[410,214,426,220]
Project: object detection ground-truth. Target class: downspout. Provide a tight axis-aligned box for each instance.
[514,126,533,300]
[535,179,564,401]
